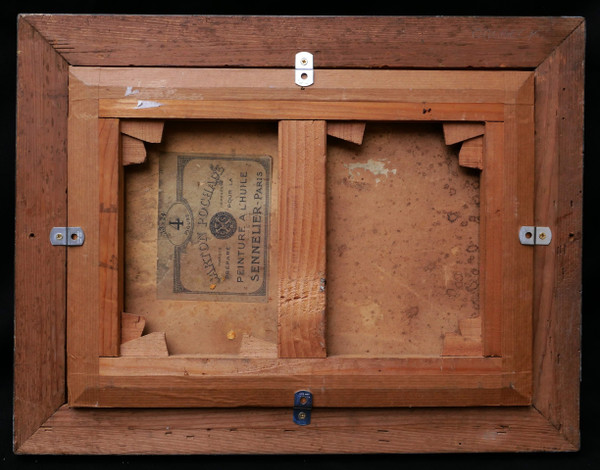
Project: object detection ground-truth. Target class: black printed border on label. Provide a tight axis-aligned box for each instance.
[169,154,272,298]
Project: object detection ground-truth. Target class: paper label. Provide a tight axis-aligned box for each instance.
[157,154,271,301]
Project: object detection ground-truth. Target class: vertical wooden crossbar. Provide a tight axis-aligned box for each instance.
[277,120,327,358]
[480,122,504,357]
[99,118,123,356]
[67,71,101,404]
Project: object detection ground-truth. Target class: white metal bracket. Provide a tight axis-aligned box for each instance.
[519,226,552,246]
[295,52,314,87]
[50,227,85,246]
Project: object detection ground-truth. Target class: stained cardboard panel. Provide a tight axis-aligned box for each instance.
[124,121,279,355]
[326,123,480,356]
[125,121,480,357]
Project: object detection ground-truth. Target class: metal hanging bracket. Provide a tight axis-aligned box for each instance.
[519,226,552,246]
[50,227,85,246]
[295,52,314,87]
[293,390,313,425]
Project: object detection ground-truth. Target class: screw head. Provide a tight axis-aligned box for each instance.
[297,411,307,420]
[55,233,63,240]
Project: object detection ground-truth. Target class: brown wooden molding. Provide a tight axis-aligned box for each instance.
[24,15,582,69]
[532,20,585,449]
[14,16,69,452]
[14,14,584,454]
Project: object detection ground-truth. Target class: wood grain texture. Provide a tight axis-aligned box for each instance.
[98,118,123,356]
[121,134,146,165]
[120,332,169,357]
[278,121,327,358]
[532,21,584,449]
[25,15,582,69]
[14,14,584,454]
[443,122,485,145]
[67,69,101,406]
[327,121,366,144]
[459,136,484,169]
[82,67,534,104]
[480,123,505,357]
[99,99,505,122]
[121,313,145,343]
[69,372,530,409]
[501,103,534,399]
[18,405,577,454]
[100,356,502,377]
[14,16,69,452]
[120,119,164,142]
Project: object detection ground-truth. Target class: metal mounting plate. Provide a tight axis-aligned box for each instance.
[519,226,552,246]
[293,390,313,425]
[50,227,85,246]
[295,52,314,87]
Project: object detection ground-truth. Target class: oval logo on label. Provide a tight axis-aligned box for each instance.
[163,202,193,246]
[209,211,237,240]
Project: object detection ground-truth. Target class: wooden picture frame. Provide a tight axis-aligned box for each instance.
[15,15,584,454]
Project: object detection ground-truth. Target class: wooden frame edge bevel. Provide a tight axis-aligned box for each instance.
[532,20,585,450]
[14,14,584,454]
[23,14,583,69]
[14,15,69,453]
[84,74,531,408]
[17,405,577,455]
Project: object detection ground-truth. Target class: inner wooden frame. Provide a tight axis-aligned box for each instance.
[14,15,584,454]
[66,67,534,408]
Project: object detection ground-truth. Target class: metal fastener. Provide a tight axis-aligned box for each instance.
[295,52,314,87]
[50,227,85,246]
[519,226,552,246]
[293,390,313,425]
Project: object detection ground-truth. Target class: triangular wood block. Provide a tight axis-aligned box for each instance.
[120,332,169,357]
[442,334,484,356]
[121,312,146,344]
[121,119,165,143]
[459,136,484,170]
[327,121,366,145]
[443,122,484,145]
[122,134,147,165]
[458,317,482,338]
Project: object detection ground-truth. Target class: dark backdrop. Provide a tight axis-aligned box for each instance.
[2,2,598,469]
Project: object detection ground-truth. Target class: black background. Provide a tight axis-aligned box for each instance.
[1,1,598,469]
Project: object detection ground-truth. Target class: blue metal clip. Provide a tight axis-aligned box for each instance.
[293,390,313,426]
